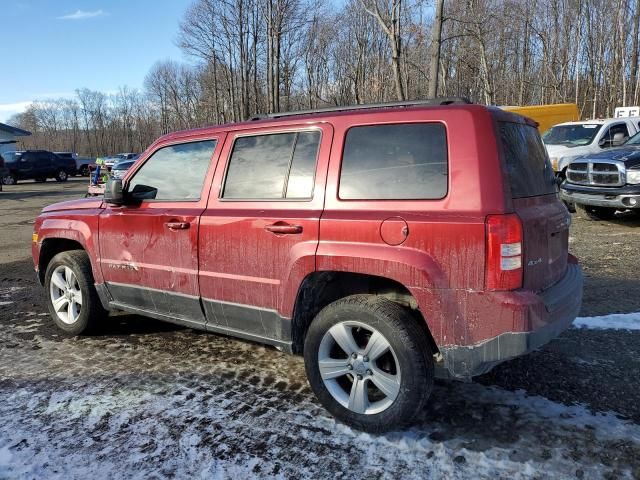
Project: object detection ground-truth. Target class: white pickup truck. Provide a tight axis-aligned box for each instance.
[543,118,640,178]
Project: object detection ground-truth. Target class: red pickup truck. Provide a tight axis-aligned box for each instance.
[32,99,583,432]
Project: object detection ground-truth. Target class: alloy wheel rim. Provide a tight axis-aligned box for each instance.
[58,171,67,180]
[49,265,83,324]
[3,175,15,185]
[318,320,401,415]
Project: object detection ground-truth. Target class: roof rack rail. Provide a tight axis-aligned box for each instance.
[249,97,472,121]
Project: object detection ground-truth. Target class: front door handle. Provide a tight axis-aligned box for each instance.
[165,221,190,230]
[264,223,303,234]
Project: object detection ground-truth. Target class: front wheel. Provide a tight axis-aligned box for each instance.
[304,295,434,433]
[55,169,68,182]
[44,250,108,335]
[2,174,17,185]
[579,204,617,220]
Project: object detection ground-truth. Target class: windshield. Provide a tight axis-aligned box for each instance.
[624,131,640,145]
[542,124,602,147]
[1,152,22,163]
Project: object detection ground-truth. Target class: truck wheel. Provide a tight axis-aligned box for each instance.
[80,165,90,176]
[304,295,434,433]
[2,174,16,185]
[55,169,68,182]
[579,204,617,220]
[44,250,108,335]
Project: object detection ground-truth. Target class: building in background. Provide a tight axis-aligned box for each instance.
[0,123,31,157]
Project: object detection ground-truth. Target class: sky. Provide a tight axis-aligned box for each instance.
[0,0,194,122]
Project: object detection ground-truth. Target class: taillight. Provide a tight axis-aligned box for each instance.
[485,214,523,291]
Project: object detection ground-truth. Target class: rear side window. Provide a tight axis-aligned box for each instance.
[222,131,321,200]
[499,122,557,198]
[339,123,448,200]
[128,140,216,201]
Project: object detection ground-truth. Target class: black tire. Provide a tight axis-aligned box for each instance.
[2,174,17,185]
[44,250,108,335]
[80,165,90,177]
[55,169,68,182]
[578,204,617,220]
[304,295,434,433]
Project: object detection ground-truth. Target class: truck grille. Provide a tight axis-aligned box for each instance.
[566,161,624,186]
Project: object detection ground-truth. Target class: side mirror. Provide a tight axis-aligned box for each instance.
[104,178,125,205]
[612,132,626,146]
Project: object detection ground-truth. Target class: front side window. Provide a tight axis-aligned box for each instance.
[339,123,448,200]
[222,130,321,200]
[600,123,630,148]
[128,140,216,201]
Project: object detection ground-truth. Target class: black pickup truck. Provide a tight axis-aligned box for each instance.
[1,150,77,185]
[561,133,640,220]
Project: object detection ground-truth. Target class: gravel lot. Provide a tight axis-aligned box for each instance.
[1,180,639,479]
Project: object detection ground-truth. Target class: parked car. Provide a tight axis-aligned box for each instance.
[31,99,583,432]
[110,159,136,179]
[543,118,640,179]
[560,131,640,219]
[0,153,8,191]
[2,150,77,185]
[54,152,92,177]
[103,153,138,168]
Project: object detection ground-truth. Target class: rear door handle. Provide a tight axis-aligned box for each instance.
[265,223,303,234]
[165,221,190,230]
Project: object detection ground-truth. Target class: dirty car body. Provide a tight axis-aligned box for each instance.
[32,100,583,431]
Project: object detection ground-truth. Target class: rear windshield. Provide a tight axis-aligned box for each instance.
[499,122,557,198]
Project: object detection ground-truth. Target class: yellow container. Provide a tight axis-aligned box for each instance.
[501,103,580,134]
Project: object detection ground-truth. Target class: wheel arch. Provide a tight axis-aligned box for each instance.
[37,216,102,285]
[289,271,440,357]
[38,238,86,284]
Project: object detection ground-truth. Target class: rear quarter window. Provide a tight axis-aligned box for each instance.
[499,122,557,198]
[339,123,448,200]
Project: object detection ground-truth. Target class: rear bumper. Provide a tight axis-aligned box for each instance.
[438,263,583,380]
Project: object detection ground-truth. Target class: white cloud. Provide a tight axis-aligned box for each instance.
[0,102,32,123]
[57,9,107,20]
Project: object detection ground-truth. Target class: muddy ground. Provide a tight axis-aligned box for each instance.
[0,180,639,479]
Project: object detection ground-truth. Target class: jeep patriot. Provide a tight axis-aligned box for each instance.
[32,98,583,432]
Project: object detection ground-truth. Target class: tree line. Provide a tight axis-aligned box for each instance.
[9,0,640,156]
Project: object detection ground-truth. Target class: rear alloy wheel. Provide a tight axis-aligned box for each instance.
[579,204,617,220]
[2,174,17,185]
[80,165,90,176]
[55,169,68,182]
[304,295,434,433]
[45,250,108,335]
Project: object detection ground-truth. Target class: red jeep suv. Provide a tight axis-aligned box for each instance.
[32,99,583,432]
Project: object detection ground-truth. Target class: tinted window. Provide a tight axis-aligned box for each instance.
[223,131,321,199]
[339,123,448,200]
[499,122,557,198]
[128,140,216,201]
[285,132,321,198]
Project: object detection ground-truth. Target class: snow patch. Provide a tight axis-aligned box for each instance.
[0,301,13,306]
[574,312,640,331]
